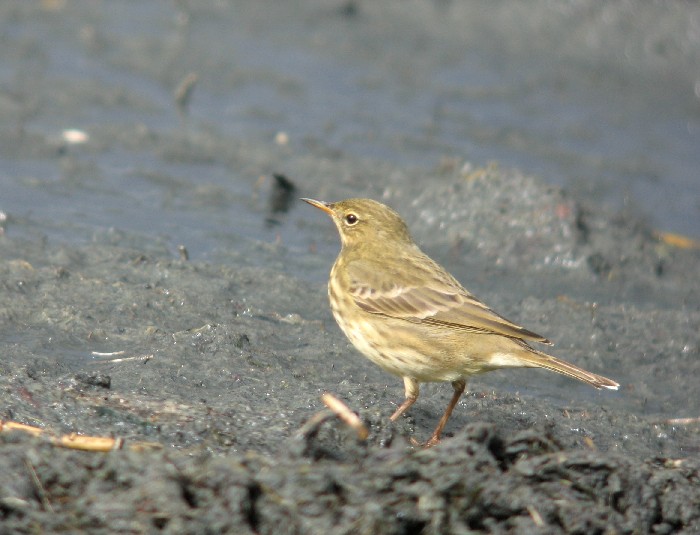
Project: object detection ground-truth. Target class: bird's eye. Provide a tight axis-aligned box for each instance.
[344,213,358,225]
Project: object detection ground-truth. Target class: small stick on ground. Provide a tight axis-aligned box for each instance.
[295,410,333,440]
[295,394,369,441]
[90,351,153,364]
[25,459,54,513]
[527,505,544,527]
[321,392,368,440]
[658,417,700,426]
[2,420,162,452]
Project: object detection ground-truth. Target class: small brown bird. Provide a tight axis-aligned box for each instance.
[303,198,619,447]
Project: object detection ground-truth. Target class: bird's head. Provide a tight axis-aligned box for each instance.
[302,198,412,249]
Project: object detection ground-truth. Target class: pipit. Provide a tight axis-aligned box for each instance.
[303,197,619,447]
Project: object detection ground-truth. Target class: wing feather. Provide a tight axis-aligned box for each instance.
[347,257,550,344]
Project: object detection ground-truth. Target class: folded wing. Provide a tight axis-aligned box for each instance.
[348,257,550,344]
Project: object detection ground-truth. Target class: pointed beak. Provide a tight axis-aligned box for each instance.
[301,198,334,217]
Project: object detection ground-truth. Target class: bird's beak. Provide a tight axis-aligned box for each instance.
[301,198,334,216]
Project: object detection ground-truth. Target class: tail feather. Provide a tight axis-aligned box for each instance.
[519,349,619,390]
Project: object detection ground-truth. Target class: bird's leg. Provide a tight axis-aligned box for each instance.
[390,377,419,421]
[424,379,467,448]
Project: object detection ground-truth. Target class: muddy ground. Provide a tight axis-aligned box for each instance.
[1,164,699,533]
[1,1,699,534]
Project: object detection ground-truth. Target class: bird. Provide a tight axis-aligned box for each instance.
[302,197,619,447]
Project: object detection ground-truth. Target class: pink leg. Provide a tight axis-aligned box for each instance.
[424,379,466,448]
[390,377,419,421]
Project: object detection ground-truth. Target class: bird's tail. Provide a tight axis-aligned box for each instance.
[517,348,619,390]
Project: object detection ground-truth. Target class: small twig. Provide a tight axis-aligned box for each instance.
[321,392,368,440]
[174,72,198,115]
[658,417,700,426]
[527,505,544,527]
[653,231,700,250]
[663,459,685,468]
[582,437,597,450]
[1,421,43,437]
[90,352,153,364]
[25,459,54,513]
[295,409,333,439]
[2,420,162,452]
[52,433,125,452]
[295,394,369,441]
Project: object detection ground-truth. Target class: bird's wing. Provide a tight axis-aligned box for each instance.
[347,257,551,344]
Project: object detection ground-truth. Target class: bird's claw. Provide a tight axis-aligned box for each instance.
[409,435,441,449]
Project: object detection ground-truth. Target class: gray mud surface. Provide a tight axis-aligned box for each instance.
[2,168,699,533]
[1,1,700,534]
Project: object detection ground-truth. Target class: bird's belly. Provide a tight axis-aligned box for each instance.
[331,308,471,383]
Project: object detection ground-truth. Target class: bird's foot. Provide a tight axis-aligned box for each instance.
[409,435,441,449]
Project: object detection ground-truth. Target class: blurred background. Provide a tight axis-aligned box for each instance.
[1,0,699,264]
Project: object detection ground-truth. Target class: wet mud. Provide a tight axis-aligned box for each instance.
[1,1,699,533]
[2,168,699,532]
